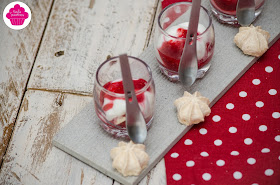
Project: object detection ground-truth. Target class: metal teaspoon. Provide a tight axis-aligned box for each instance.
[178,0,201,87]
[119,54,147,144]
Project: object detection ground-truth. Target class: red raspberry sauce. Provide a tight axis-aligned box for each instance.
[101,78,148,105]
[158,27,213,72]
[100,78,149,127]
[211,0,238,15]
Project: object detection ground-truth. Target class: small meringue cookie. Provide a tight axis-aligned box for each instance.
[174,91,211,126]
[110,141,149,176]
[234,25,270,57]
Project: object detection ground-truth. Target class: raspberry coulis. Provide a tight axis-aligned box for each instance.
[101,78,147,103]
[158,27,213,72]
[211,0,238,14]
[211,0,263,15]
[100,79,149,127]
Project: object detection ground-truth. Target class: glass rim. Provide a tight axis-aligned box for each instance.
[158,2,212,40]
[95,55,153,98]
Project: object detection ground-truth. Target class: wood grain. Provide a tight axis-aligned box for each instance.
[0,0,54,164]
[0,90,166,185]
[0,90,113,184]
[28,0,159,95]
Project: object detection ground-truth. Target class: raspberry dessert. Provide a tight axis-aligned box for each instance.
[210,0,265,15]
[156,22,215,75]
[99,78,154,128]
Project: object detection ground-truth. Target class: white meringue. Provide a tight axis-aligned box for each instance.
[110,141,149,176]
[234,25,270,57]
[174,91,211,126]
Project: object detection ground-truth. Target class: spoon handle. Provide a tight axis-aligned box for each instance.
[178,0,201,87]
[119,54,147,144]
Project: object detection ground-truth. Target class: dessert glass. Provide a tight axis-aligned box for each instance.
[154,2,215,81]
[93,56,155,138]
[210,0,266,25]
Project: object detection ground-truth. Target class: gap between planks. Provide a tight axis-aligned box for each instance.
[0,0,56,170]
[27,88,93,97]
[144,0,161,48]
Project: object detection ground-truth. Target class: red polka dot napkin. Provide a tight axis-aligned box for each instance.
[162,1,280,185]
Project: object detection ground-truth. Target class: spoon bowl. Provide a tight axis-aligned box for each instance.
[236,0,256,26]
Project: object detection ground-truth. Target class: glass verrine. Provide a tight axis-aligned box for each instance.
[210,0,266,25]
[154,2,215,81]
[93,56,155,138]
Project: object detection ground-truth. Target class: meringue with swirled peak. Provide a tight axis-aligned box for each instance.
[234,25,270,57]
[174,91,211,126]
[110,141,149,177]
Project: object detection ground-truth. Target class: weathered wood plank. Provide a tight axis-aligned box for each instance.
[0,90,112,184]
[1,0,167,183]
[147,1,162,47]
[28,0,159,94]
[0,0,54,164]
[113,159,166,185]
[138,159,166,185]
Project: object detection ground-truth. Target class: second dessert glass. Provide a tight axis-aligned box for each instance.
[93,56,155,138]
[154,2,215,82]
[210,0,266,25]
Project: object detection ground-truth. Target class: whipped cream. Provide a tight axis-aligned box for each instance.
[103,89,154,125]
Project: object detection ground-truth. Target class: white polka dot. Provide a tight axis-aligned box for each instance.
[247,158,256,165]
[199,128,207,135]
[278,156,280,160]
[275,135,280,142]
[212,115,221,122]
[226,103,234,110]
[216,160,225,166]
[261,148,270,153]
[244,138,253,145]
[233,171,242,180]
[242,114,251,121]
[231,151,239,156]
[171,153,179,158]
[259,125,267,132]
[163,17,170,23]
[200,152,209,157]
[184,139,193,145]
[252,79,261,85]
[256,101,264,108]
[173,173,182,181]
[265,66,273,73]
[239,91,247,97]
[186,160,195,167]
[214,139,222,146]
[252,183,259,185]
[278,54,280,60]
[229,127,237,133]
[272,112,280,119]
[264,169,274,176]
[268,89,277,95]
[202,173,211,181]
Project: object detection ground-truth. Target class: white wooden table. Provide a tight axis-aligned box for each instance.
[0,0,167,184]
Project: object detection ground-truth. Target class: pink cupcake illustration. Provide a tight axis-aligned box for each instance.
[6,4,29,26]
